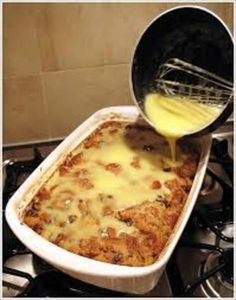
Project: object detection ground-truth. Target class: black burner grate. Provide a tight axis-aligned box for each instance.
[3,268,128,298]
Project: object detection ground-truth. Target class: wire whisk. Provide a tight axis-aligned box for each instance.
[155,58,233,106]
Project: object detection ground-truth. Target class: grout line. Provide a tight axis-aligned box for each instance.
[3,73,41,80]
[40,73,52,140]
[3,63,130,80]
[34,3,43,75]
[42,62,130,74]
[34,6,53,142]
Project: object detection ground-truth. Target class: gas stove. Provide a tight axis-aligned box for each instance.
[2,120,234,298]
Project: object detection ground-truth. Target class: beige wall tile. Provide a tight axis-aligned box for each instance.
[3,3,41,77]
[37,3,172,70]
[3,2,233,146]
[3,76,50,144]
[37,3,233,72]
[3,3,233,76]
[37,3,105,72]
[103,3,169,65]
[43,64,132,138]
[35,4,60,73]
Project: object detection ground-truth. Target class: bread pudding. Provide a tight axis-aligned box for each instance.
[23,120,199,266]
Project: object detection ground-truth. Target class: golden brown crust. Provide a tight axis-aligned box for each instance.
[59,152,84,176]
[151,180,162,190]
[105,163,122,175]
[23,120,199,267]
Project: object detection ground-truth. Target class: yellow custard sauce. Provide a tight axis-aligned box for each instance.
[24,123,180,242]
[23,120,200,266]
[144,93,221,160]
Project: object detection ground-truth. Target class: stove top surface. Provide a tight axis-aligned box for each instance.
[2,120,234,298]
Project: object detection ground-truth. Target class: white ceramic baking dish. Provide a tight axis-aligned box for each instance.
[5,106,211,294]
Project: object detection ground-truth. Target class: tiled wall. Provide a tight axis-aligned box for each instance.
[3,3,233,145]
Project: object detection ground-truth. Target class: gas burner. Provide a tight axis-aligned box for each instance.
[3,254,36,297]
[199,249,233,298]
[32,254,53,273]
[3,252,55,297]
[3,148,44,209]
[219,249,233,285]
[200,174,216,196]
[19,270,128,297]
[198,174,223,205]
[3,267,128,297]
[217,222,234,249]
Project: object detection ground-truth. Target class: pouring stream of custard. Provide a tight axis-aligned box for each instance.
[144,93,221,161]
